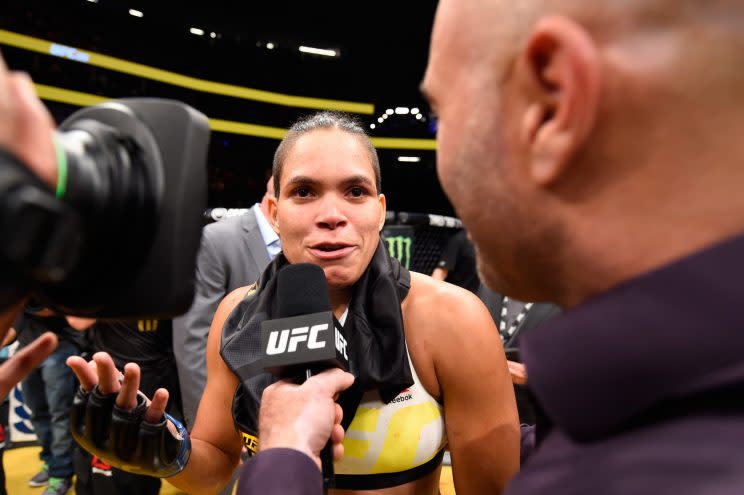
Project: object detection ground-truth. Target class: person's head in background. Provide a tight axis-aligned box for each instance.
[268,112,386,305]
[423,0,744,307]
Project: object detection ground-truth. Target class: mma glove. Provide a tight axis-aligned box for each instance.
[70,385,191,478]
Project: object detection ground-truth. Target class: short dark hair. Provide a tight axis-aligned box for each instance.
[272,111,381,197]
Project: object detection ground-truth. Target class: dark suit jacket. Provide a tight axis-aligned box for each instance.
[508,232,744,494]
[173,210,271,428]
[237,449,321,495]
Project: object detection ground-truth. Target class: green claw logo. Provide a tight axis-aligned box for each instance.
[385,236,412,269]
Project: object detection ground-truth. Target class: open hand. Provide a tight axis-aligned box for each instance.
[67,351,169,423]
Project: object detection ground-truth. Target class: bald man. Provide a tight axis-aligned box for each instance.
[422,0,744,493]
[238,1,744,494]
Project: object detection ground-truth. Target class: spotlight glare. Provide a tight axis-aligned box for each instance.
[190,27,205,36]
[370,124,376,129]
[395,107,409,114]
[385,109,394,115]
[398,156,421,163]
[128,9,143,17]
[411,107,420,115]
[266,42,275,49]
[299,45,337,57]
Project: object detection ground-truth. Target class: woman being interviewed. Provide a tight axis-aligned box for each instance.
[68,112,519,495]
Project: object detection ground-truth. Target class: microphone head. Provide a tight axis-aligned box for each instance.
[277,263,331,317]
[262,263,349,377]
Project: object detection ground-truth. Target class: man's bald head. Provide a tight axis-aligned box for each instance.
[424,0,744,306]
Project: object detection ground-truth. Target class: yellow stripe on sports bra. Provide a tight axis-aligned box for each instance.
[371,401,443,474]
[348,407,380,432]
[343,438,372,459]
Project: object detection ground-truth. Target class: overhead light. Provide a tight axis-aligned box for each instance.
[398,156,421,163]
[415,113,423,120]
[377,117,383,123]
[266,42,275,49]
[128,9,143,17]
[370,124,376,129]
[385,109,394,115]
[299,45,337,57]
[395,107,409,115]
[382,114,388,119]
[86,0,98,3]
[411,107,420,115]
[190,27,205,36]
[210,32,217,39]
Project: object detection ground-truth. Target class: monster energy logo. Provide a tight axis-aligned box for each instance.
[385,236,412,269]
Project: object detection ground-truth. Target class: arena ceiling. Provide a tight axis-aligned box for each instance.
[1,0,452,214]
[2,0,438,126]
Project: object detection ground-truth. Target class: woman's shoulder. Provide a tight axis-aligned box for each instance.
[406,271,486,323]
[404,272,501,360]
[403,272,499,399]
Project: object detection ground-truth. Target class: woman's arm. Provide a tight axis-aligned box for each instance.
[167,287,247,494]
[414,275,520,495]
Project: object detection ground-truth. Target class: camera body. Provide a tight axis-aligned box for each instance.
[0,98,210,318]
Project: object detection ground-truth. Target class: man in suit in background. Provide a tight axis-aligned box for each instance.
[173,176,279,430]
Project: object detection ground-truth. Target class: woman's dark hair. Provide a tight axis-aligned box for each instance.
[272,111,381,197]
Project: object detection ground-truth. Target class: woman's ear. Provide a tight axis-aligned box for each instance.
[378,194,387,231]
[268,196,280,234]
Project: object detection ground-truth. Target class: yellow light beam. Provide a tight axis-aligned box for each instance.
[33,84,437,150]
[0,29,374,114]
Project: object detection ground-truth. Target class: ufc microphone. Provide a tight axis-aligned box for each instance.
[261,263,350,489]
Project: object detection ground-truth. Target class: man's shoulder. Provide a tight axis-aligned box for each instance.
[509,413,744,495]
[203,211,257,239]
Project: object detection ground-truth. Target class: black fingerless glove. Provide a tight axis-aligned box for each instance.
[70,385,191,478]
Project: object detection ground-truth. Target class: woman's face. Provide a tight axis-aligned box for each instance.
[270,128,386,291]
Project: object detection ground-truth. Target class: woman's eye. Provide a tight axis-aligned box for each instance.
[295,187,310,198]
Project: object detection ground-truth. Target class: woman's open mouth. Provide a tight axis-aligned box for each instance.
[308,243,355,260]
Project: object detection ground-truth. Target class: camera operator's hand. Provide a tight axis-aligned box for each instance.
[0,301,57,398]
[0,52,59,398]
[0,54,57,188]
[258,368,354,469]
[66,351,191,477]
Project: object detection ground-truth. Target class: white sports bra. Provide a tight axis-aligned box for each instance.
[334,308,447,481]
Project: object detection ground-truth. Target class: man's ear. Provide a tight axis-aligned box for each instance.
[378,193,387,231]
[519,15,600,186]
[268,196,280,234]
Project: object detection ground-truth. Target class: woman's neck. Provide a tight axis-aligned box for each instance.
[329,288,351,319]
